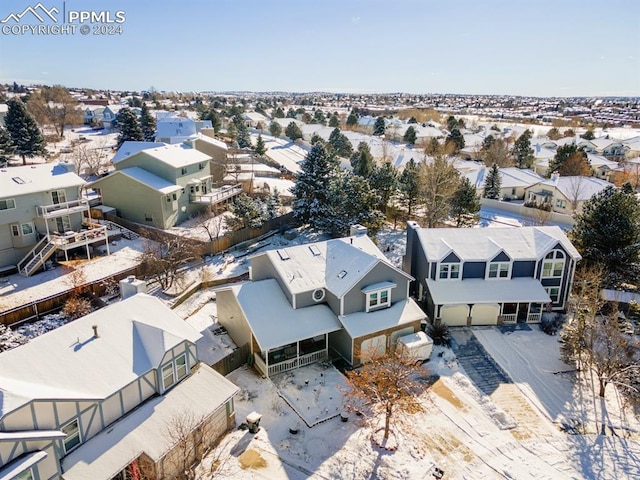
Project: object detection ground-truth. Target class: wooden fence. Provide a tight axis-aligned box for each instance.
[211,343,251,376]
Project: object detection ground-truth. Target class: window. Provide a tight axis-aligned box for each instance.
[488,262,510,279]
[162,362,175,390]
[14,470,34,480]
[62,419,81,453]
[198,162,205,170]
[0,198,16,210]
[11,223,34,237]
[556,199,566,208]
[51,190,66,204]
[176,354,187,380]
[21,223,34,235]
[366,288,392,312]
[11,225,19,237]
[172,193,177,201]
[181,167,188,175]
[438,263,460,280]
[144,213,152,222]
[542,250,565,278]
[545,287,560,303]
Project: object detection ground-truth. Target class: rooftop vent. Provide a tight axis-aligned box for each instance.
[92,325,99,338]
[337,270,347,279]
[277,249,290,261]
[12,177,25,184]
[308,245,321,256]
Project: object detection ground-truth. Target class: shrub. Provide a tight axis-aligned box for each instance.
[427,322,452,347]
[540,312,565,335]
[62,296,92,320]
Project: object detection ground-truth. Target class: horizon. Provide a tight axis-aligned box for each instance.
[1,0,638,97]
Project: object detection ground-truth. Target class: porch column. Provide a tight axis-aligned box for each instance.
[86,243,91,260]
[296,341,300,368]
[264,350,269,377]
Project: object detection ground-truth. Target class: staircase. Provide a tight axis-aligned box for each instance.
[100,220,139,240]
[17,236,57,277]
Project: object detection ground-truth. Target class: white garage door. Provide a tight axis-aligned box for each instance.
[360,334,386,360]
[440,305,469,326]
[471,304,500,325]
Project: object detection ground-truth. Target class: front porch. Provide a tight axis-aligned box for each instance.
[253,334,329,378]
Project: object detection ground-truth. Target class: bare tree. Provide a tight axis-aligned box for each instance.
[27,86,82,138]
[482,138,513,168]
[342,347,425,444]
[567,175,585,213]
[71,138,111,177]
[163,409,214,480]
[140,234,204,291]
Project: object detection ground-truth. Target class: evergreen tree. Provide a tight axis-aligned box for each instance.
[346,112,358,126]
[315,171,384,237]
[291,142,340,226]
[350,142,374,177]
[225,194,265,231]
[368,161,398,210]
[286,108,296,118]
[254,134,266,156]
[373,116,386,136]
[571,186,640,287]
[445,128,465,153]
[420,154,460,228]
[284,121,303,141]
[116,107,143,148]
[200,109,222,133]
[581,129,595,140]
[403,126,417,145]
[233,115,251,148]
[548,145,590,177]
[399,157,420,217]
[483,164,502,199]
[4,98,45,165]
[0,127,15,163]
[512,129,534,168]
[328,114,340,128]
[269,121,282,137]
[407,116,418,124]
[446,115,458,132]
[328,128,353,158]
[139,104,156,142]
[481,135,495,154]
[313,110,326,125]
[226,121,238,140]
[449,177,481,227]
[274,107,285,118]
[310,133,324,145]
[265,188,281,219]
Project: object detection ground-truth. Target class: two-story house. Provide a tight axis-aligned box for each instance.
[0,293,239,480]
[155,116,213,144]
[403,222,581,326]
[216,226,426,377]
[101,105,125,130]
[0,164,109,276]
[89,143,240,229]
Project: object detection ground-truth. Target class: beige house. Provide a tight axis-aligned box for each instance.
[90,143,240,229]
[0,293,239,480]
[524,173,613,214]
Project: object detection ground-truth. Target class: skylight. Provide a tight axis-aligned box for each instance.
[277,249,290,261]
[308,245,321,256]
[337,270,347,279]
[12,177,25,184]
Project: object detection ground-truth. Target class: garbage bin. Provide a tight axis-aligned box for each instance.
[246,411,262,434]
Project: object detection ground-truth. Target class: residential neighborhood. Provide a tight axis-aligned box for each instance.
[0,1,639,479]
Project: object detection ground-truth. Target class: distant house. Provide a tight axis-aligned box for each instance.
[101,105,126,129]
[0,163,109,276]
[0,293,239,480]
[587,153,618,182]
[403,222,581,326]
[89,143,239,229]
[578,137,628,159]
[523,173,613,214]
[465,167,544,200]
[241,111,269,128]
[82,106,105,126]
[155,116,213,144]
[217,226,426,377]
[0,103,9,126]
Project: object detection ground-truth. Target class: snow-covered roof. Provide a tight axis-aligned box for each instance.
[61,365,239,480]
[426,278,551,305]
[535,175,612,201]
[242,111,269,123]
[0,294,201,417]
[111,141,166,164]
[587,153,618,169]
[339,298,425,339]
[229,279,342,352]
[465,167,544,190]
[192,132,228,150]
[414,226,580,262]
[257,235,406,298]
[95,167,182,194]
[0,163,84,198]
[140,143,212,167]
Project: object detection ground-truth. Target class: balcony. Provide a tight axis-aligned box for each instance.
[50,221,108,252]
[36,199,90,219]
[190,184,242,205]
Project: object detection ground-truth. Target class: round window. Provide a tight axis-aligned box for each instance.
[312,288,325,302]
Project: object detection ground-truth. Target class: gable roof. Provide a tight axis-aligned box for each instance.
[0,163,84,198]
[535,175,613,201]
[89,167,182,195]
[415,226,581,263]
[140,143,211,167]
[0,294,201,417]
[112,141,167,164]
[465,167,543,190]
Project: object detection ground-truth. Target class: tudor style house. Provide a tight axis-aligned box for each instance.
[0,164,109,277]
[89,142,241,229]
[403,222,581,326]
[217,226,426,377]
[0,293,239,480]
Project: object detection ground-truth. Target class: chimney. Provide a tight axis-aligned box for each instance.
[350,224,368,237]
[550,171,560,183]
[92,325,99,338]
[119,276,148,299]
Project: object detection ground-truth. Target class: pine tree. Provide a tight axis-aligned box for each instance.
[313,110,326,125]
[284,121,303,141]
[328,128,353,158]
[269,121,282,138]
[233,115,251,148]
[581,129,595,140]
[403,126,417,145]
[350,142,374,177]
[373,116,386,136]
[4,98,46,165]
[254,134,266,156]
[328,114,340,128]
[420,154,460,228]
[139,104,156,142]
[449,177,481,227]
[571,186,640,287]
[512,129,534,168]
[200,109,222,133]
[0,127,15,163]
[548,145,589,177]
[446,115,458,132]
[346,112,358,126]
[483,164,502,199]
[399,157,420,217]
[368,161,398,210]
[445,128,465,153]
[265,188,281,219]
[224,194,265,231]
[274,107,285,118]
[291,142,339,226]
[116,107,143,148]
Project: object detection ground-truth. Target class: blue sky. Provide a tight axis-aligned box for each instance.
[1,0,638,97]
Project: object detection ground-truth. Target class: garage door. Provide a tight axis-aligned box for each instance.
[470,304,500,325]
[360,334,386,360]
[440,305,469,326]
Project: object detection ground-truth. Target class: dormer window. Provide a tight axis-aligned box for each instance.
[487,262,510,279]
[438,263,460,280]
[362,281,396,312]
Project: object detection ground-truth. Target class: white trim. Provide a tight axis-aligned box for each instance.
[0,198,16,210]
[62,418,81,454]
[365,288,391,312]
[541,249,565,279]
[437,262,461,280]
[486,261,510,280]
